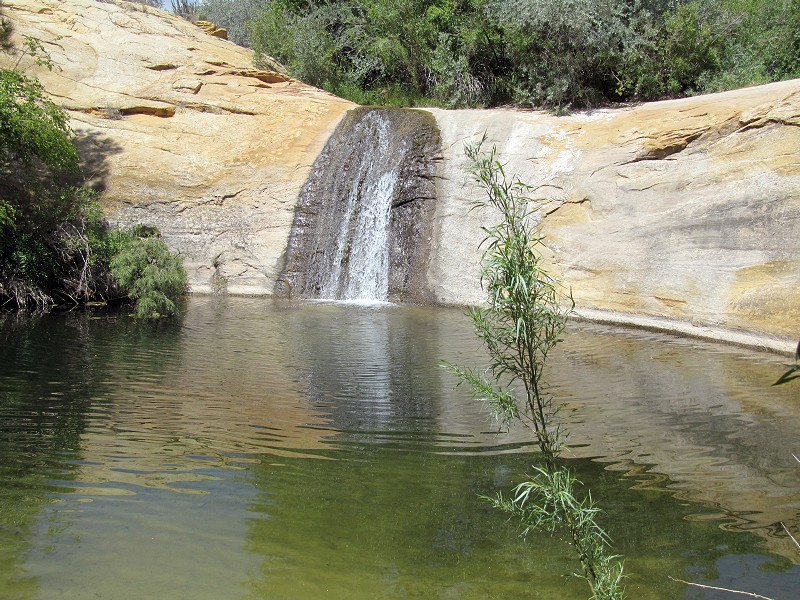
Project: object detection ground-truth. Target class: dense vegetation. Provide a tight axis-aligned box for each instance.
[0,6,187,316]
[179,0,799,110]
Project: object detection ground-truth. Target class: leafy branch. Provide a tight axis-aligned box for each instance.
[14,34,58,71]
[447,135,624,599]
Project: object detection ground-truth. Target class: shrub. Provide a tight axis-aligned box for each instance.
[198,0,261,46]
[487,0,649,108]
[251,1,347,88]
[248,0,656,109]
[0,65,85,308]
[0,68,78,174]
[447,137,625,599]
[246,0,800,109]
[665,2,728,93]
[0,6,186,315]
[109,227,187,318]
[703,0,800,91]
[619,1,728,99]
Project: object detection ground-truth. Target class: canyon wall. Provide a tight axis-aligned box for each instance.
[428,85,800,350]
[2,0,798,349]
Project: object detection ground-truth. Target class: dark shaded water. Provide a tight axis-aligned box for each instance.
[0,297,798,599]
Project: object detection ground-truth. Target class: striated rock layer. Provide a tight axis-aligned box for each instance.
[2,0,798,349]
[427,83,800,351]
[0,0,354,295]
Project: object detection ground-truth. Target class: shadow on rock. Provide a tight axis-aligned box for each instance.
[69,129,124,193]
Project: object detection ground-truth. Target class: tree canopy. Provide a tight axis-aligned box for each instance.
[189,0,800,109]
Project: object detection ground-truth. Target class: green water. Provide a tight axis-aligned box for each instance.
[0,297,798,599]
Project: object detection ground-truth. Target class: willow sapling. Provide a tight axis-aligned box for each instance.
[447,136,625,600]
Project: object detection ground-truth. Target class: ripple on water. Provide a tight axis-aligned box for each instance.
[0,297,798,599]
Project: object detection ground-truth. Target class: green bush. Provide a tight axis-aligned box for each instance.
[109,227,187,318]
[246,0,800,110]
[0,65,90,308]
[625,0,800,97]
[619,1,727,99]
[488,0,650,108]
[251,1,351,89]
[0,68,78,174]
[198,0,264,47]
[0,11,187,315]
[250,0,494,106]
[0,65,123,308]
[248,0,654,109]
[703,0,800,91]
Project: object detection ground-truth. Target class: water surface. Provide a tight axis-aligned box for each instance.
[0,297,798,599]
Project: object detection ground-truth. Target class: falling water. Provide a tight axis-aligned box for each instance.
[315,114,395,300]
[277,108,440,303]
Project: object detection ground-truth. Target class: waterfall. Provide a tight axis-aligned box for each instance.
[314,114,395,300]
[277,108,440,303]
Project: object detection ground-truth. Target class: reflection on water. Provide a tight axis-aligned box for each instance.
[0,297,798,599]
[551,327,800,559]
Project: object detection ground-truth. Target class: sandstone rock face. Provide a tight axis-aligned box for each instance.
[427,81,800,350]
[0,0,354,295]
[194,20,227,40]
[2,0,798,349]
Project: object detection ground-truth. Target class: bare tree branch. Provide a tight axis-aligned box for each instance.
[668,576,775,600]
[781,522,800,551]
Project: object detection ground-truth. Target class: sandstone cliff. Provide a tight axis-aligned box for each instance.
[2,0,798,349]
[428,85,800,350]
[0,0,354,295]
